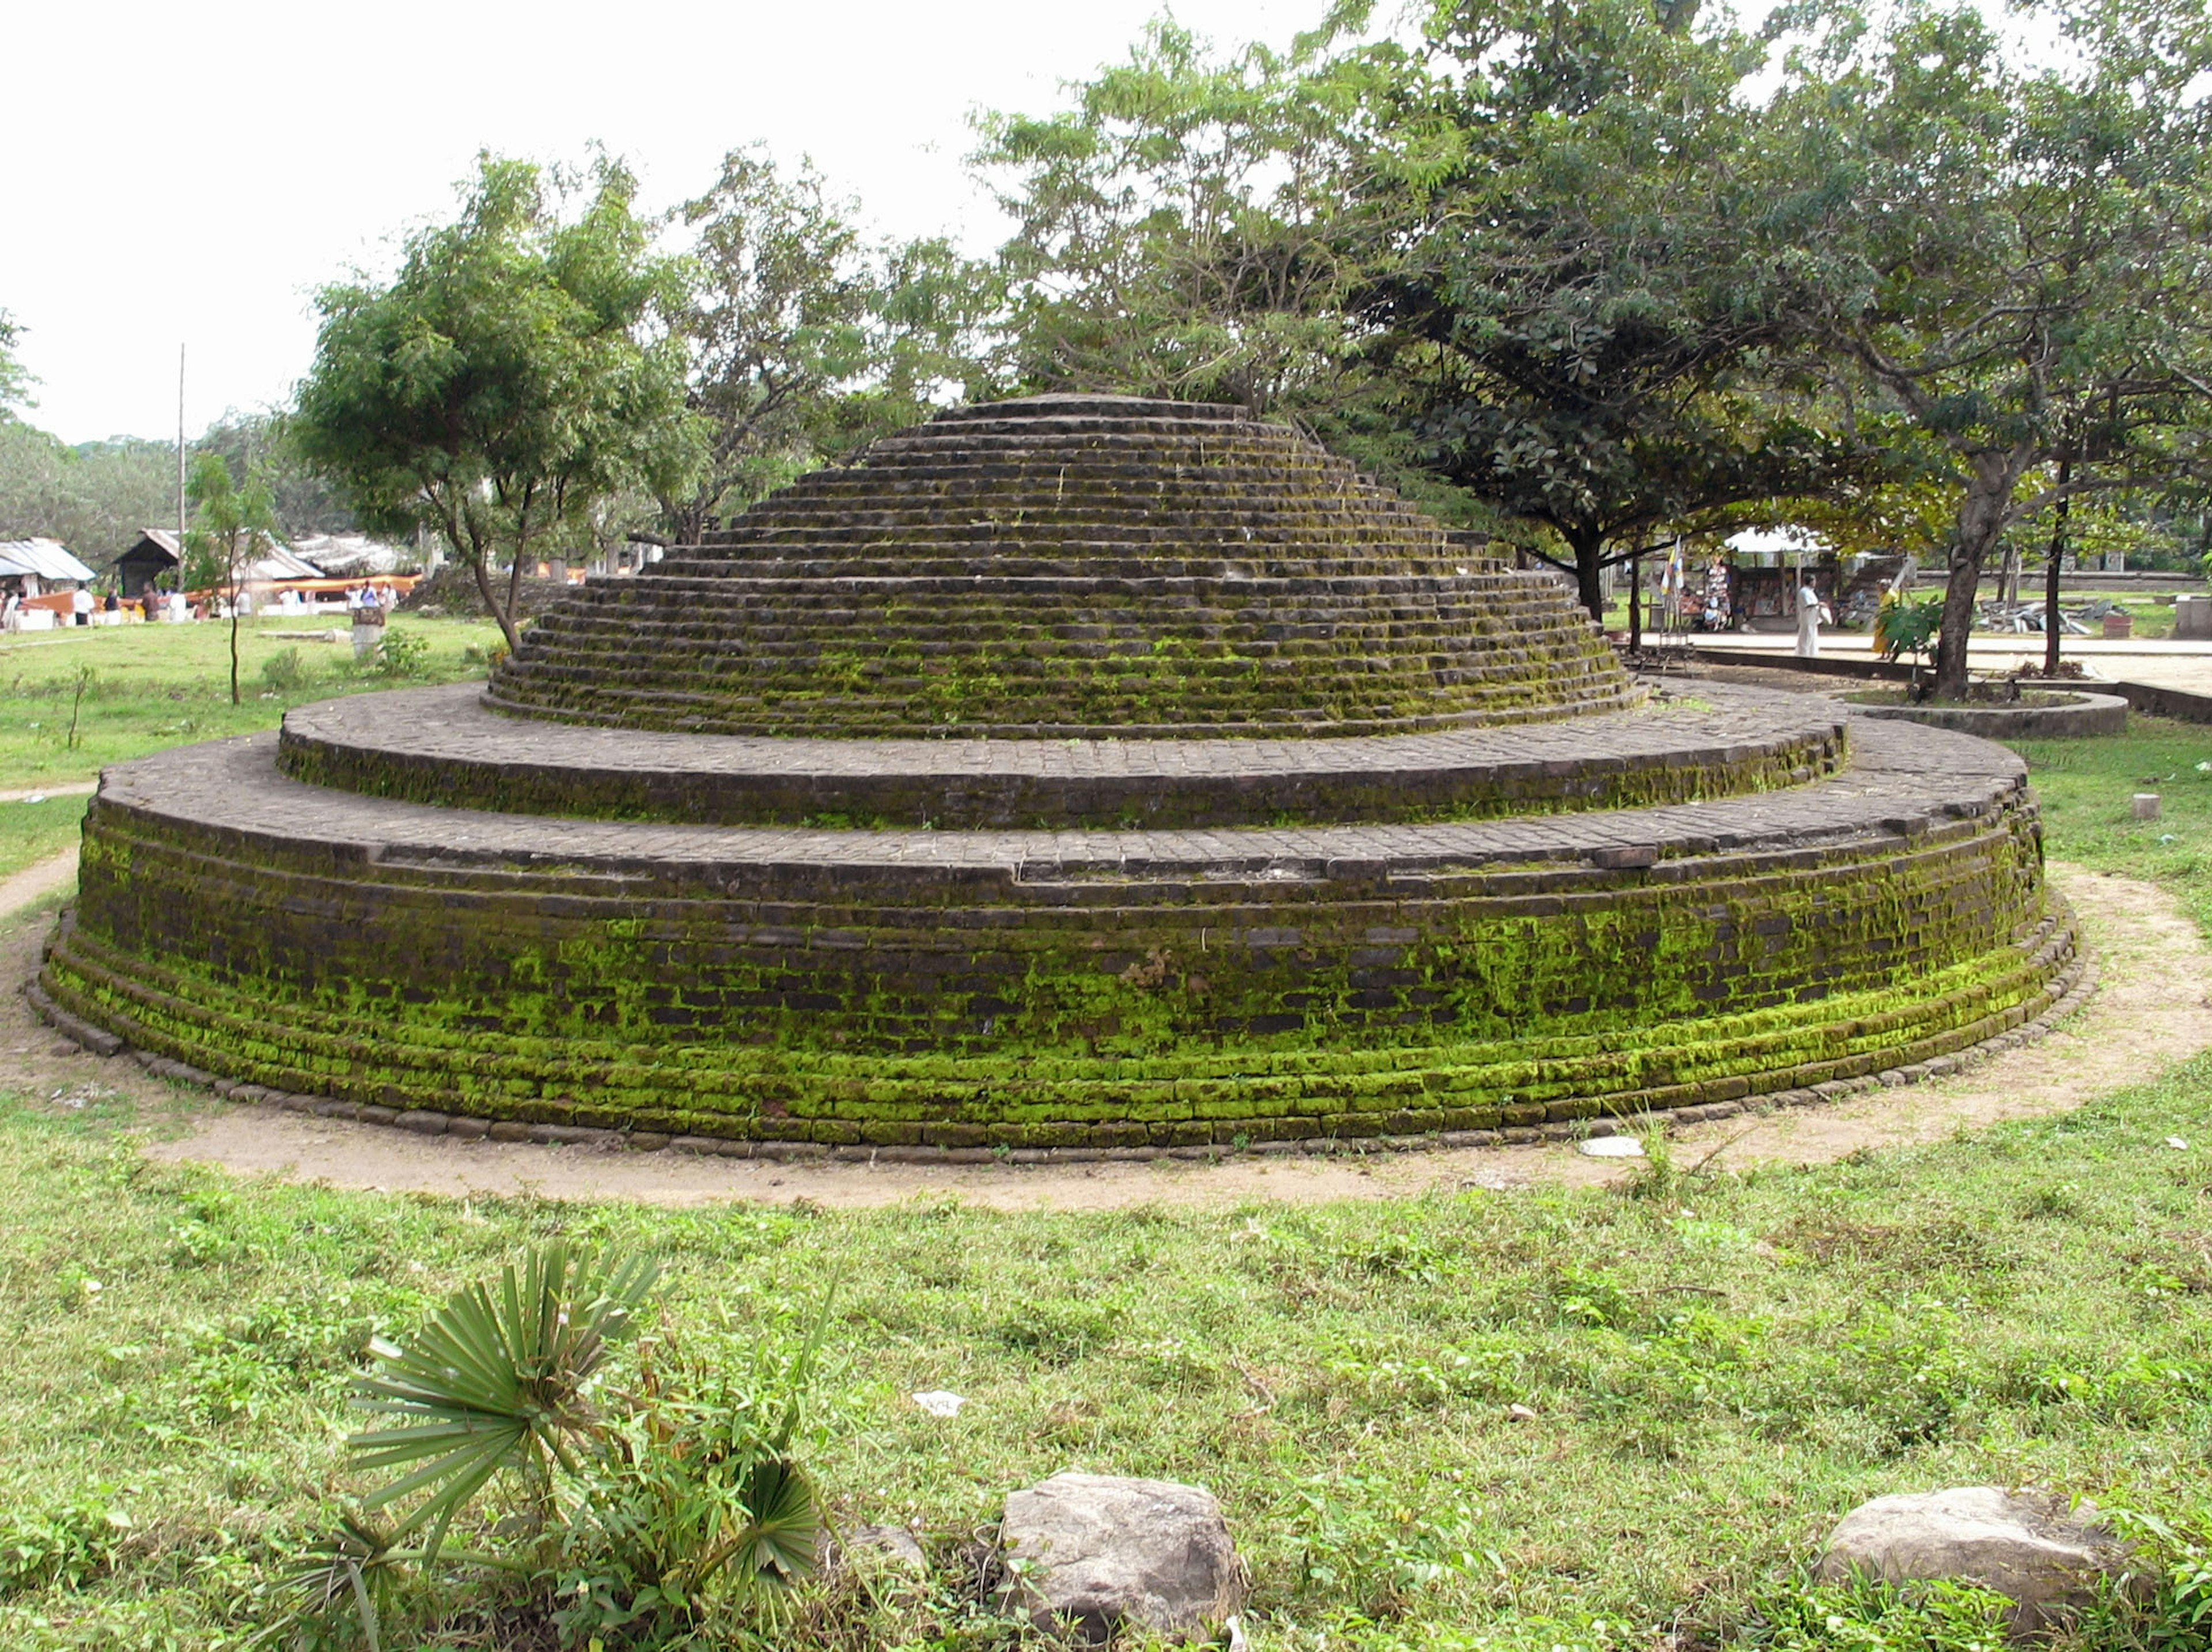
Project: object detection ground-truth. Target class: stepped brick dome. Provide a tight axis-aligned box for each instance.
[486,395,1636,737]
[34,395,2078,1159]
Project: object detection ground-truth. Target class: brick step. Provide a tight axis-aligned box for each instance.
[541,575,1586,605]
[709,521,1453,547]
[509,622,1616,657]
[491,675,1627,725]
[533,592,1601,623]
[507,626,1615,663]
[699,520,1442,546]
[643,566,1533,590]
[654,559,1517,582]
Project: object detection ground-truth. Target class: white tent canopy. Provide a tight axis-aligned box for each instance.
[0,538,98,583]
[1725,527,1828,564]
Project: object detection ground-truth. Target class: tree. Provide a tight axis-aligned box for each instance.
[0,309,32,418]
[183,450,277,706]
[662,147,1001,541]
[1345,0,1893,617]
[974,17,1370,415]
[197,413,356,540]
[1769,0,2212,695]
[0,427,177,565]
[293,153,699,651]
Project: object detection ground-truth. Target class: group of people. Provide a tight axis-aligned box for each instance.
[347,583,397,615]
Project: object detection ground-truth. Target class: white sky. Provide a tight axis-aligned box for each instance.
[4,0,1313,445]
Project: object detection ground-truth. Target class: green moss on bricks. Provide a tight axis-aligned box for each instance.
[39,908,2071,1143]
[41,759,2068,1145]
[274,722,1840,831]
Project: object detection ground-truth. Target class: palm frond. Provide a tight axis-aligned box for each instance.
[344,1242,659,1559]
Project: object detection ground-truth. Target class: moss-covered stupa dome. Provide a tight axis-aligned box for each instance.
[37,396,2076,1157]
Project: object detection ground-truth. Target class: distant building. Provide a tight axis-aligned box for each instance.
[114,529,183,597]
[0,537,99,596]
[114,527,325,596]
[290,533,418,578]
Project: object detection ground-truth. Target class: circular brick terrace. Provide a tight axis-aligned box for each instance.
[40,692,2071,1153]
[279,681,1849,830]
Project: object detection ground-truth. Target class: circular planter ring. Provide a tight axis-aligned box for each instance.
[1851,690,2127,739]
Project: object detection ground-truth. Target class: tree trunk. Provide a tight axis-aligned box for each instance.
[1933,453,2019,699]
[472,556,522,654]
[229,596,241,707]
[1628,551,1643,651]
[1569,529,1605,623]
[2042,456,2073,677]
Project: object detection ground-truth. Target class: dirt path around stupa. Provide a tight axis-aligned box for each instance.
[0,858,2201,1208]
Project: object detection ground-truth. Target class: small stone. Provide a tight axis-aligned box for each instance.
[2164,1136,2189,1150]
[1000,1472,1245,1645]
[1508,1403,1539,1420]
[1579,1135,1645,1159]
[1817,1486,2131,1635]
[848,1524,927,1573]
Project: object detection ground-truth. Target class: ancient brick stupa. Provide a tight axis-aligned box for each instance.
[39,396,2076,1155]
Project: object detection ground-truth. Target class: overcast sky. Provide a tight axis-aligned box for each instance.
[4,0,1313,445]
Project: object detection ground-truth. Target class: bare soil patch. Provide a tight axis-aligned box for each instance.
[1,861,2197,1209]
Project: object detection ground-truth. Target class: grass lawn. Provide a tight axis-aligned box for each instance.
[0,616,502,880]
[2009,714,2212,934]
[0,686,2208,1647]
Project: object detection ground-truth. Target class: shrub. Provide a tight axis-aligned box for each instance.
[372,628,429,677]
[259,649,309,695]
[258,1244,829,1650]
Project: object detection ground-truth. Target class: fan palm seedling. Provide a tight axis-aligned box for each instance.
[256,1243,834,1650]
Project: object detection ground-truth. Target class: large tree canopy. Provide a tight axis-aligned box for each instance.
[662,148,997,541]
[293,153,698,650]
[1344,0,1895,615]
[974,18,1373,416]
[1767,0,2212,692]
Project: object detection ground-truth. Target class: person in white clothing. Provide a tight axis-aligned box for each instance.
[71,584,94,627]
[1794,577,1830,658]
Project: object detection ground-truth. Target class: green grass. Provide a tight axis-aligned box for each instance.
[2,1056,2209,1649]
[2005,713,2212,934]
[0,794,94,882]
[1,669,2210,1647]
[0,615,503,790]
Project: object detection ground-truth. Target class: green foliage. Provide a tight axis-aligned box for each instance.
[347,1244,658,1558]
[0,424,177,567]
[1766,0,2212,692]
[293,152,699,650]
[0,1491,134,1596]
[1734,1573,2016,1652]
[264,1245,832,1651]
[1351,0,1892,612]
[1876,594,1944,666]
[370,628,427,678]
[0,308,32,418]
[259,647,309,694]
[976,17,1364,414]
[662,148,999,541]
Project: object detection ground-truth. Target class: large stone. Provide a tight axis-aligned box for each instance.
[1001,1472,1245,1644]
[1817,1486,2131,1634]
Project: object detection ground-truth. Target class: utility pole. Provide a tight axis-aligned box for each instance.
[176,344,187,548]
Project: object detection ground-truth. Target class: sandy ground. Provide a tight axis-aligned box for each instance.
[0,852,2184,1210]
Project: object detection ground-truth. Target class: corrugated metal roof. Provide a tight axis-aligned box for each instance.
[244,544,325,581]
[0,539,99,582]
